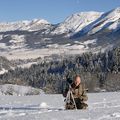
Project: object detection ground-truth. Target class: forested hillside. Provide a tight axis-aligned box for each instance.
[0,47,120,93]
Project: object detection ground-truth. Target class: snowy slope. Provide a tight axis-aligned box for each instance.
[51,11,102,36]
[0,19,50,32]
[0,84,43,96]
[0,68,8,75]
[0,92,120,120]
[83,7,120,35]
[0,56,15,74]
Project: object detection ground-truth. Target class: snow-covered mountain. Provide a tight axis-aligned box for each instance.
[51,7,120,36]
[51,11,102,36]
[0,7,120,61]
[79,7,120,35]
[0,19,51,32]
[0,8,120,35]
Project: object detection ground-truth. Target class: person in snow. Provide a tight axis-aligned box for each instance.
[63,75,88,109]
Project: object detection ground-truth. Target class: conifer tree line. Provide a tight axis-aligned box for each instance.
[0,47,120,93]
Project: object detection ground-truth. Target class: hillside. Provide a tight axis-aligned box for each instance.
[0,84,43,96]
[0,47,120,93]
[0,56,15,74]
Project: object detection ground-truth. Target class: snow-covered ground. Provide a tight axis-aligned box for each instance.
[0,68,8,75]
[0,92,120,120]
[0,39,99,60]
[0,46,86,60]
[0,84,43,96]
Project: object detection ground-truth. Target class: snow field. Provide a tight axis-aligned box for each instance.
[0,92,120,120]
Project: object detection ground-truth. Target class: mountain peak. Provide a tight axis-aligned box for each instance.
[0,18,50,32]
[65,11,102,22]
[104,7,120,19]
[113,7,120,12]
[78,7,120,35]
[51,11,102,36]
[32,18,50,24]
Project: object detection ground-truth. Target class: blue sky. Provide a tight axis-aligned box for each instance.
[0,0,120,23]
